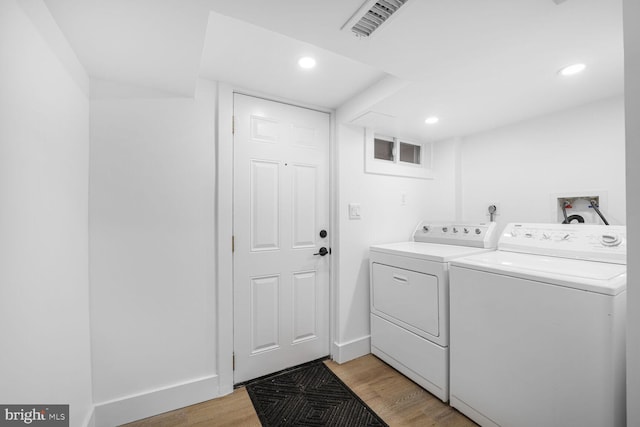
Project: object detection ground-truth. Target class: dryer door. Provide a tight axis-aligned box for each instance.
[371,262,439,337]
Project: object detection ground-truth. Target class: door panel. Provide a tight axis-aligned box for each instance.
[250,160,280,251]
[291,125,317,148]
[292,271,318,343]
[251,116,279,143]
[233,94,330,383]
[250,275,280,354]
[292,164,317,248]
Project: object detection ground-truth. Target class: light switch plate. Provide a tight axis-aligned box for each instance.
[349,203,361,220]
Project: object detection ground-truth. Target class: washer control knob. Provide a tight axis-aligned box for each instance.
[453,227,459,233]
[442,227,448,233]
[464,228,469,234]
[422,226,429,233]
[475,228,482,235]
[601,234,621,247]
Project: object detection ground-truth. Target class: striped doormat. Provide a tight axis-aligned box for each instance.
[245,360,388,426]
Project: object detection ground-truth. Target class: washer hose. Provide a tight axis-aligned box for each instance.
[590,199,609,225]
[561,201,570,223]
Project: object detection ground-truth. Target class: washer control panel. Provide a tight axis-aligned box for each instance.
[500,223,626,264]
[413,221,498,248]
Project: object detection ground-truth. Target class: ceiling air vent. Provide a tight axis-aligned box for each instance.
[343,0,411,37]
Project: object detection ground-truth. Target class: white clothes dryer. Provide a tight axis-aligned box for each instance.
[369,221,497,402]
[449,223,627,427]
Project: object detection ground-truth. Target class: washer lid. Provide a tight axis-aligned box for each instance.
[370,241,494,263]
[450,250,627,295]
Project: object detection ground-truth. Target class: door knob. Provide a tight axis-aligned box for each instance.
[313,247,329,256]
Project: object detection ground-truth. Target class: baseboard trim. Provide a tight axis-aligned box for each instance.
[94,375,220,427]
[332,335,371,364]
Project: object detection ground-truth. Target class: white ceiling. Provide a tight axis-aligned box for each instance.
[44,0,214,97]
[198,12,386,109]
[44,0,624,141]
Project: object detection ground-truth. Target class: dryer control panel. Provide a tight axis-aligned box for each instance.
[499,223,626,264]
[413,221,498,248]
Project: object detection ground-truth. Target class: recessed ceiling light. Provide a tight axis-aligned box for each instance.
[298,57,316,69]
[425,116,439,125]
[559,63,586,76]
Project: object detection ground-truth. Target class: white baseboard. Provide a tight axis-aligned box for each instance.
[332,335,371,364]
[94,375,220,427]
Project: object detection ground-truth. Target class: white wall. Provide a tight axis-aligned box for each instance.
[89,80,218,425]
[459,95,626,230]
[623,0,640,425]
[0,1,93,426]
[334,124,456,362]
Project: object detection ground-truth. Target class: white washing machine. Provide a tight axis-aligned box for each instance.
[449,223,627,427]
[369,221,497,402]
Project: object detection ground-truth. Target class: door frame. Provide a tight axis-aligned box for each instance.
[216,82,338,393]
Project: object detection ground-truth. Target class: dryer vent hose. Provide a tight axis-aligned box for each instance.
[562,215,585,224]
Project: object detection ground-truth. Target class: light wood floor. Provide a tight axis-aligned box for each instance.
[122,354,477,427]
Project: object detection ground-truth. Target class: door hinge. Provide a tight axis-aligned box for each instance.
[232,235,235,252]
[232,353,235,370]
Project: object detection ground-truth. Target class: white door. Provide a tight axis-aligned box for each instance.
[233,94,330,383]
